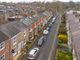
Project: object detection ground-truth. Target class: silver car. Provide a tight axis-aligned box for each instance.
[37,36,45,47]
[27,47,39,60]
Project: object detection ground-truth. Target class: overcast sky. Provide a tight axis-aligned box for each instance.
[0,0,80,3]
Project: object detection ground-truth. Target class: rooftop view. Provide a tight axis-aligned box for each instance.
[0,0,80,60]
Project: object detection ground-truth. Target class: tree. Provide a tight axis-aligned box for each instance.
[59,26,67,34]
[61,14,66,22]
[56,50,72,60]
[69,1,76,9]
[58,34,68,43]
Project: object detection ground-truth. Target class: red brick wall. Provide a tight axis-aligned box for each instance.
[0,39,10,60]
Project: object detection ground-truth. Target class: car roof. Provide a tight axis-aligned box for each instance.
[38,37,44,44]
[38,39,43,43]
[46,27,49,30]
[40,36,44,40]
[43,30,48,34]
[29,48,39,55]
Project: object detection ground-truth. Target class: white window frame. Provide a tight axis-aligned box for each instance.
[24,30,26,37]
[11,35,17,46]
[23,39,26,45]
[12,45,17,57]
[0,42,5,51]
[0,54,5,60]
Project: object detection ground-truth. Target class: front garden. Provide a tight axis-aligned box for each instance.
[55,49,72,60]
[55,14,73,60]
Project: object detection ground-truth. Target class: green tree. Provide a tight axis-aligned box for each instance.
[56,50,72,60]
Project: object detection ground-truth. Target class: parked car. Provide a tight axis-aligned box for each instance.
[49,23,52,27]
[48,22,53,29]
[27,47,39,60]
[37,36,45,47]
[46,27,51,31]
[43,30,49,35]
[52,16,56,23]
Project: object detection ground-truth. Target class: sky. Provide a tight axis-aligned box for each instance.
[0,0,80,3]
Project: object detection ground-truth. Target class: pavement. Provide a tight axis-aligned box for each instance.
[21,15,61,60]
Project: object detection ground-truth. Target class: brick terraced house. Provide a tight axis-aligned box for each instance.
[0,11,52,60]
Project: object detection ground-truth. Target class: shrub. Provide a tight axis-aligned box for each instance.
[58,23,67,34]
[58,34,68,43]
[56,50,73,60]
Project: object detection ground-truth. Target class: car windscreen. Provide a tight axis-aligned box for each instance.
[28,54,33,57]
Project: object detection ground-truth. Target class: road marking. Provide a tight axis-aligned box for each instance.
[48,15,61,60]
[48,27,58,60]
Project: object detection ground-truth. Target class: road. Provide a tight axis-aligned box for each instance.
[37,15,61,60]
[21,15,61,60]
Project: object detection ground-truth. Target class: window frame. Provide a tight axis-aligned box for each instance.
[11,35,17,45]
[12,45,17,56]
[0,42,5,51]
[23,39,26,45]
[0,54,5,60]
[24,30,26,37]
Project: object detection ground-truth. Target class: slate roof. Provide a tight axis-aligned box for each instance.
[20,13,48,27]
[0,21,28,43]
[0,11,51,43]
[0,31,9,43]
[9,21,28,31]
[20,17,33,26]
[0,22,20,38]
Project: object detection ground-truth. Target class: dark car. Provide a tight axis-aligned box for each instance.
[46,27,51,31]
[37,36,45,47]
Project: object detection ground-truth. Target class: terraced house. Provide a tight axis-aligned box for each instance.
[0,31,9,60]
[0,11,52,60]
[0,21,29,60]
